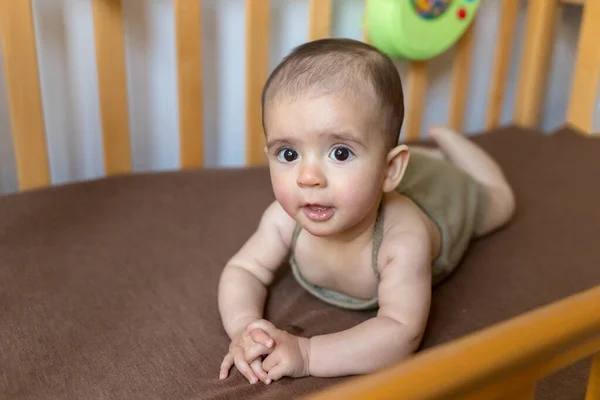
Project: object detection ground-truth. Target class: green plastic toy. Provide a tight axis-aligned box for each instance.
[365,0,481,61]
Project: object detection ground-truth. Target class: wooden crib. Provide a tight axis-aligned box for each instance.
[1,1,599,399]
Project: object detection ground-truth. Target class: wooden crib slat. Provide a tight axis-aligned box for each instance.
[506,384,536,400]
[306,284,600,400]
[448,25,474,132]
[586,353,600,400]
[404,61,428,141]
[462,336,600,399]
[309,0,332,41]
[566,0,600,134]
[245,0,270,166]
[513,0,557,127]
[0,0,51,190]
[486,0,519,130]
[92,0,132,175]
[174,0,204,168]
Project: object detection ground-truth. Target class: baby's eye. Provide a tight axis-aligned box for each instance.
[277,148,298,163]
[329,146,355,162]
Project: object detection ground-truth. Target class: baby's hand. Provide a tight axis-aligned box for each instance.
[246,320,311,382]
[220,324,275,384]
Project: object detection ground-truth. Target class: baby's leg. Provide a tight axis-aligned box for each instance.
[428,126,516,237]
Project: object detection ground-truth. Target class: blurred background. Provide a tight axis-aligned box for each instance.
[0,0,588,194]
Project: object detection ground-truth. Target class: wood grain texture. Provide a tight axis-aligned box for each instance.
[309,0,332,41]
[0,0,51,190]
[586,353,600,400]
[92,0,132,175]
[513,0,558,127]
[486,0,519,129]
[448,25,474,132]
[174,0,204,168]
[505,384,535,400]
[566,0,600,134]
[404,61,428,141]
[305,284,600,400]
[245,0,270,166]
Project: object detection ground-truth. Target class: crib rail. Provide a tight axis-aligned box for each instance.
[245,0,270,166]
[307,284,600,400]
[92,0,132,175]
[513,0,558,129]
[175,0,204,169]
[567,0,600,133]
[0,0,49,190]
[0,0,598,192]
[485,0,519,130]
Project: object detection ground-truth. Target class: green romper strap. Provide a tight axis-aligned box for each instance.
[289,203,385,310]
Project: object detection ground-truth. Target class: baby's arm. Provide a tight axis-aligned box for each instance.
[218,200,296,339]
[307,233,432,377]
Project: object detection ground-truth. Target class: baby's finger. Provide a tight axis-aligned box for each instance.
[249,328,274,348]
[246,319,277,335]
[219,353,234,379]
[250,358,271,385]
[262,352,279,371]
[234,353,258,384]
[244,343,273,363]
[267,363,286,382]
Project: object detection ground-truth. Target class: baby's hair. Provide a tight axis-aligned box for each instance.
[261,38,404,148]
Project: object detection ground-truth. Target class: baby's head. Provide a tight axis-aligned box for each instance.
[262,38,410,237]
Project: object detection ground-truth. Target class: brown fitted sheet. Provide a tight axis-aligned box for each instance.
[1,125,599,400]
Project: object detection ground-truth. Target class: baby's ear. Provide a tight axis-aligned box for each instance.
[382,144,409,193]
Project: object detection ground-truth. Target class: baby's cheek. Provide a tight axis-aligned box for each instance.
[272,180,296,214]
[336,177,369,200]
[335,179,380,211]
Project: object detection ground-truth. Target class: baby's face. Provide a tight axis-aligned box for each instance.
[264,92,390,237]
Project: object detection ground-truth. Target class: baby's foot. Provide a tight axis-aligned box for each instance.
[427,125,461,159]
[429,125,460,142]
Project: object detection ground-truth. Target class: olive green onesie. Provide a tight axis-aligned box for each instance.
[290,152,488,310]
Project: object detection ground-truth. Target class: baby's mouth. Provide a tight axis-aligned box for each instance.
[302,204,334,222]
[306,204,329,212]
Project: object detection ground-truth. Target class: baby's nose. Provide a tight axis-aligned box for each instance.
[297,163,326,188]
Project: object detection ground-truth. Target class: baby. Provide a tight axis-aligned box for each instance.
[218,38,515,385]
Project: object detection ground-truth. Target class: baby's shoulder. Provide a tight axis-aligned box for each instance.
[381,191,433,232]
[376,192,440,269]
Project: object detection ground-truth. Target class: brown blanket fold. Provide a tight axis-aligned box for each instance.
[1,125,599,399]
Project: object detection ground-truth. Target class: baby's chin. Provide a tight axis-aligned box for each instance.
[299,224,339,238]
[295,213,359,238]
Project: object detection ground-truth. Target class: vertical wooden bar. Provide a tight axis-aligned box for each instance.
[92,0,132,175]
[486,0,519,130]
[174,0,204,168]
[586,353,600,400]
[566,0,600,134]
[404,61,428,141]
[309,0,332,41]
[245,0,270,166]
[0,0,51,190]
[513,0,558,127]
[448,25,474,132]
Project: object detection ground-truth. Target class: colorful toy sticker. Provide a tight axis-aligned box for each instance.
[365,0,481,60]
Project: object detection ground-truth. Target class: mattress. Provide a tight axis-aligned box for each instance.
[1,125,599,399]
